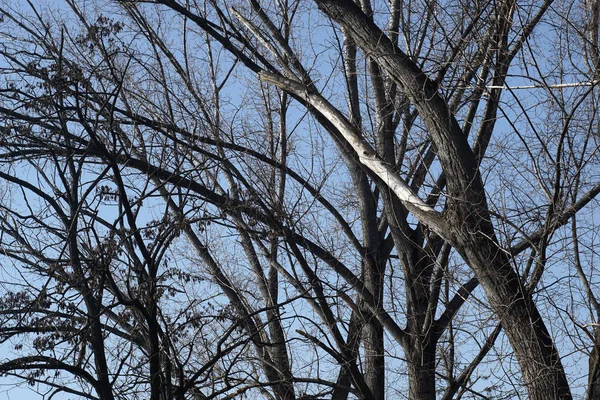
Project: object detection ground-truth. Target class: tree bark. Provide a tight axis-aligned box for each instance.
[407,344,436,400]
[589,329,600,400]
[312,1,572,398]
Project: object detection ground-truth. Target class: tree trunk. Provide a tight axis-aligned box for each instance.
[588,329,600,400]
[407,344,436,400]
[312,1,573,398]
[363,317,385,400]
[459,234,571,399]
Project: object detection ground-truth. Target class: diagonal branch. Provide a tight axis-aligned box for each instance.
[259,71,447,238]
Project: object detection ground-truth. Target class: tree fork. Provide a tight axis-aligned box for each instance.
[312,1,572,398]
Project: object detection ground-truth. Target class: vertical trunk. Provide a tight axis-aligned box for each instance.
[359,186,384,400]
[332,311,363,400]
[362,294,385,400]
[88,301,116,400]
[382,189,441,400]
[588,329,600,400]
[407,344,436,400]
[363,325,384,399]
[361,225,385,400]
[148,309,162,400]
[404,253,439,400]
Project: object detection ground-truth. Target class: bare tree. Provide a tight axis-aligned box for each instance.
[1,0,600,399]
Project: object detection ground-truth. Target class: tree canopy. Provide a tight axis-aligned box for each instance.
[1,0,600,399]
